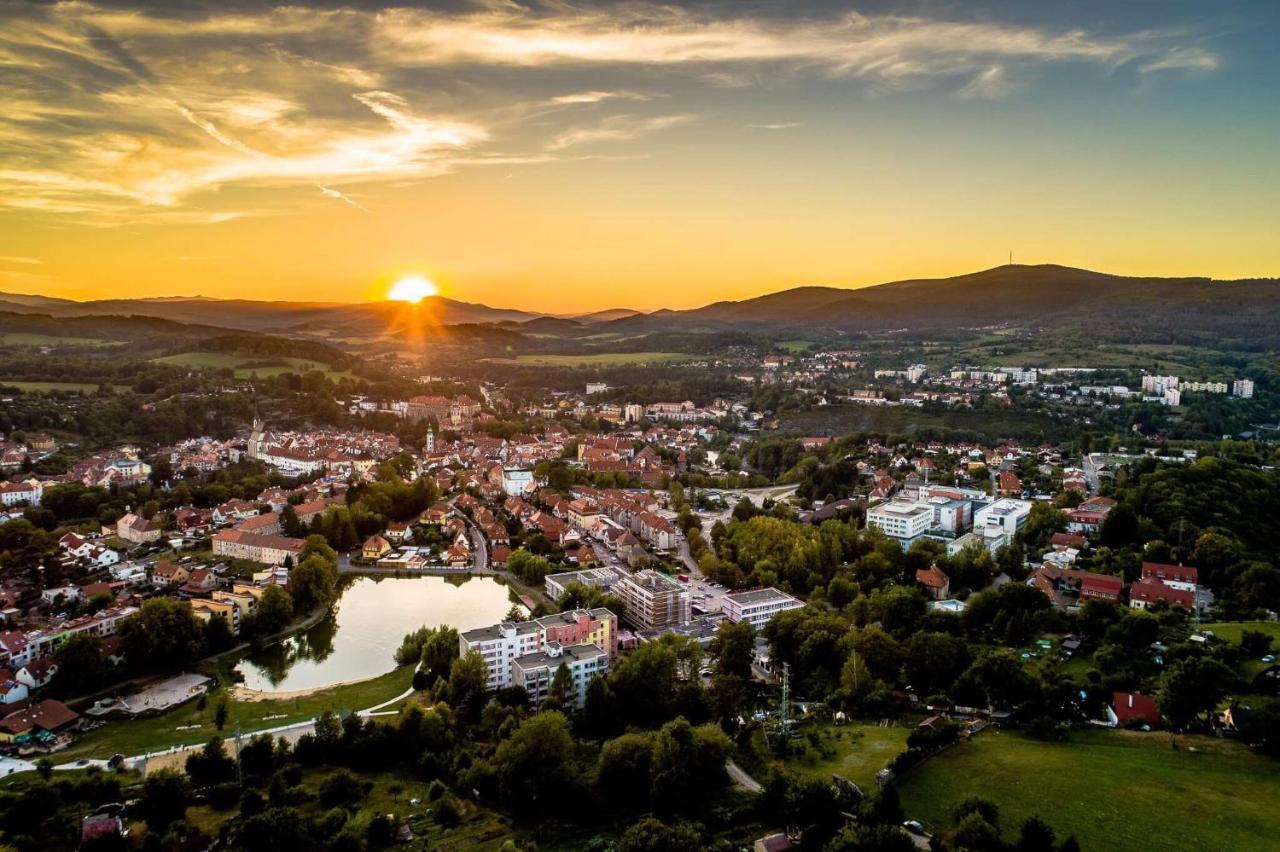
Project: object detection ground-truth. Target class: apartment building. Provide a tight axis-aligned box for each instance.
[212,529,305,566]
[865,500,933,549]
[458,608,617,690]
[973,498,1033,550]
[510,642,609,709]
[721,588,804,631]
[614,570,690,631]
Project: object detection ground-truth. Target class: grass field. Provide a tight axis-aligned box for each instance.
[0,332,119,347]
[1200,621,1280,644]
[898,730,1280,851]
[780,722,910,790]
[59,665,416,761]
[152,351,351,379]
[484,351,693,367]
[0,380,129,394]
[778,340,816,353]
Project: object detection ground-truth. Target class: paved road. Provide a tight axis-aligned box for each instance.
[725,759,763,793]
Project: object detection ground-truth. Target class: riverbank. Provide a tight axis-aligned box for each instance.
[56,664,417,762]
[230,672,384,703]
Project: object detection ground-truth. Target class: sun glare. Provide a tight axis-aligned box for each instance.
[387,275,438,303]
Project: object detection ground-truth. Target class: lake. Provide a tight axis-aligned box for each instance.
[235,574,521,693]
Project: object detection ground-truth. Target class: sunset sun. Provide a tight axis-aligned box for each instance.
[387,275,438,303]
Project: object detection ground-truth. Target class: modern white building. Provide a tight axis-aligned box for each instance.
[973,498,1033,550]
[1233,378,1255,399]
[458,621,544,690]
[866,500,933,548]
[721,587,804,631]
[510,642,609,708]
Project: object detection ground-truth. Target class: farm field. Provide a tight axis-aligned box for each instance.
[0,380,129,394]
[0,332,119,347]
[152,351,350,379]
[898,729,1280,852]
[484,351,694,367]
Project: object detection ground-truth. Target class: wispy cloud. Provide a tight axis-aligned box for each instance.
[1140,47,1221,73]
[0,257,44,265]
[0,2,1223,225]
[549,91,652,105]
[548,115,694,151]
[748,122,803,130]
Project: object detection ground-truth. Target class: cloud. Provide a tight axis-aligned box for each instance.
[548,91,652,105]
[319,185,369,211]
[748,122,803,130]
[959,65,1011,99]
[0,2,1222,224]
[1140,47,1221,73]
[0,257,44,265]
[548,115,694,151]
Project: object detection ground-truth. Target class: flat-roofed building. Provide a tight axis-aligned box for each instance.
[459,608,618,690]
[865,500,933,548]
[511,642,609,708]
[721,587,803,631]
[615,569,690,630]
[545,567,622,600]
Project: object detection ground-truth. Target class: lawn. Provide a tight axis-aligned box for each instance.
[779,722,910,790]
[898,729,1280,852]
[484,351,693,367]
[1200,621,1280,645]
[152,351,350,380]
[59,665,416,761]
[0,380,129,394]
[0,332,119,347]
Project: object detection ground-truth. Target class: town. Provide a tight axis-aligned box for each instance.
[0,334,1274,851]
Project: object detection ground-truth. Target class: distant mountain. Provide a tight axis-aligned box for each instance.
[7,264,1278,345]
[604,265,1280,339]
[570,308,645,323]
[0,293,541,334]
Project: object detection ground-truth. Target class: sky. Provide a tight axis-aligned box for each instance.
[1,0,1278,312]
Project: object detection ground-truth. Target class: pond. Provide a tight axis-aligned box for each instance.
[234,574,521,693]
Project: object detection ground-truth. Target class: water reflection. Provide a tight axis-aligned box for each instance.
[235,574,520,693]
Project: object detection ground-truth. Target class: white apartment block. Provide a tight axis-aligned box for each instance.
[458,621,542,690]
[721,587,804,631]
[1233,378,1255,399]
[973,498,1033,550]
[866,500,933,548]
[510,642,609,709]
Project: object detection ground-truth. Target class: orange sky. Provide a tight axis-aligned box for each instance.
[2,2,1277,312]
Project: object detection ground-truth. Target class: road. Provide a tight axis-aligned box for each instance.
[725,759,763,793]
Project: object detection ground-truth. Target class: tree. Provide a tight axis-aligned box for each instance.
[448,650,490,720]
[608,640,679,727]
[213,695,230,730]
[119,598,204,671]
[839,650,877,709]
[50,633,104,698]
[1157,657,1235,729]
[492,712,577,811]
[289,554,338,612]
[597,732,655,804]
[544,663,574,712]
[903,632,971,696]
[1015,815,1058,852]
[710,618,755,681]
[579,676,621,738]
[1100,504,1139,548]
[185,737,236,787]
[649,717,732,814]
[616,818,703,852]
[420,626,460,683]
[847,626,903,682]
[139,770,189,831]
[249,585,293,635]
